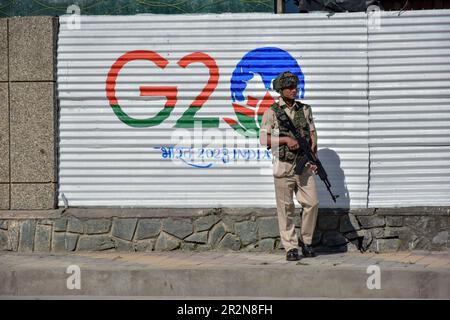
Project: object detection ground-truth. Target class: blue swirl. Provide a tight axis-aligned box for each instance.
[230,47,305,102]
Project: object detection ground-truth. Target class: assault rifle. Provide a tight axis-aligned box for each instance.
[272,106,339,203]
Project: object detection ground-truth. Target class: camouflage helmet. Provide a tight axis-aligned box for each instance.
[272,71,299,93]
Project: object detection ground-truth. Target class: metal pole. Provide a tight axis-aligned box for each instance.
[276,0,284,13]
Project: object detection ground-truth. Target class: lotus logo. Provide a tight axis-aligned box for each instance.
[224,47,305,137]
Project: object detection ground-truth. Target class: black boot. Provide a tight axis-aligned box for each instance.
[300,242,316,258]
[302,245,316,257]
[286,248,300,261]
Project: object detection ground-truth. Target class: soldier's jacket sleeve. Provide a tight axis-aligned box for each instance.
[261,108,279,137]
[303,104,318,149]
[303,104,316,131]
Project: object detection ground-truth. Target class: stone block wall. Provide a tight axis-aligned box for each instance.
[0,208,447,253]
[0,16,58,210]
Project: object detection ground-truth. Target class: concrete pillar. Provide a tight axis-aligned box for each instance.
[0,19,7,82]
[9,16,57,82]
[1,16,58,210]
[0,19,9,209]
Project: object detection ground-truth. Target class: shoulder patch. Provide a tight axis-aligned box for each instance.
[300,102,311,109]
[270,102,280,112]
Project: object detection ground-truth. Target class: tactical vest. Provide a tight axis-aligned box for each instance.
[270,102,311,164]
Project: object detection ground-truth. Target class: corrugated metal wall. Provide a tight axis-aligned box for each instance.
[57,10,450,209]
[57,13,369,208]
[368,9,450,207]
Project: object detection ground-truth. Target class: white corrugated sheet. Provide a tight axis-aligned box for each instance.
[368,9,450,207]
[58,10,450,209]
[370,146,450,206]
[57,12,368,208]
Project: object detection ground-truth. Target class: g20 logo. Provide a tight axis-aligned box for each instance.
[106,50,219,128]
[106,47,305,137]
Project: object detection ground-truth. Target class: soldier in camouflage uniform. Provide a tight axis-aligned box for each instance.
[260,71,319,261]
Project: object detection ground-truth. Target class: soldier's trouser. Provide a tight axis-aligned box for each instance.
[274,170,319,252]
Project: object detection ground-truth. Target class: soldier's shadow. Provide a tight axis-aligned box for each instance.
[297,148,367,255]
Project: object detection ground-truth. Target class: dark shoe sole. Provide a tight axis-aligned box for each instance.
[301,248,316,258]
[302,253,316,258]
[286,256,300,261]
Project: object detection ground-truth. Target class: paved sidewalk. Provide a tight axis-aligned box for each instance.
[0,250,449,299]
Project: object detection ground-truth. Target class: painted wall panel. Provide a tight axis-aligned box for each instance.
[368,9,450,207]
[57,12,369,208]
